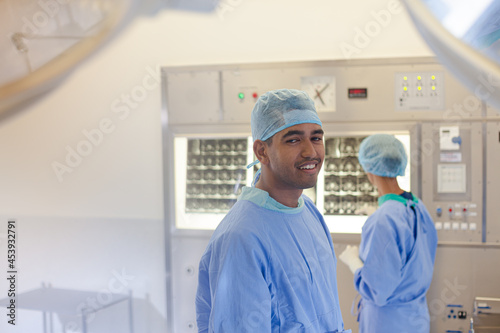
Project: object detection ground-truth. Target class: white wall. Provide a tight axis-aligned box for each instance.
[0,0,433,332]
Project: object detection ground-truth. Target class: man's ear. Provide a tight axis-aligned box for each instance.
[253,140,270,165]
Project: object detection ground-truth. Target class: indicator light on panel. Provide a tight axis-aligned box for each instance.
[403,86,408,92]
[436,207,442,217]
[417,86,422,91]
[403,76,408,81]
[431,75,436,80]
[417,75,422,80]
[238,92,245,100]
[252,92,258,99]
[432,86,436,90]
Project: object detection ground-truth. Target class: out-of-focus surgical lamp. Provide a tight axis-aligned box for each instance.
[166,0,220,12]
[0,0,219,119]
[402,0,500,111]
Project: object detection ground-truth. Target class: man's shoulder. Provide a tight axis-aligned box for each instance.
[216,199,268,234]
[224,198,263,220]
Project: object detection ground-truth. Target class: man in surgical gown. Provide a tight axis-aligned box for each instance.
[196,89,351,333]
[339,134,438,333]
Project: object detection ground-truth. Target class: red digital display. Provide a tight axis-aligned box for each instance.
[348,88,368,98]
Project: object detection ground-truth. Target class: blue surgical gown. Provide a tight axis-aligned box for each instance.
[196,186,351,333]
[354,193,438,333]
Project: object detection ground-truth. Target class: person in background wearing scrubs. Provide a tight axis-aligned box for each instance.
[339,134,438,333]
[196,89,351,333]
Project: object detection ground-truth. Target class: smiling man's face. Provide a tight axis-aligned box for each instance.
[265,123,325,191]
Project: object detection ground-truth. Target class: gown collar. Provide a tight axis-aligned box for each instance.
[238,186,305,213]
[378,192,418,207]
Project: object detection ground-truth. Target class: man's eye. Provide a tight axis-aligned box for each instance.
[287,139,299,143]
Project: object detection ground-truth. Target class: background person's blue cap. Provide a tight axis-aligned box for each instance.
[358,134,407,178]
[251,89,322,142]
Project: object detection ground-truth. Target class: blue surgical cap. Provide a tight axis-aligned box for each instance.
[247,89,322,170]
[251,89,322,142]
[358,134,407,177]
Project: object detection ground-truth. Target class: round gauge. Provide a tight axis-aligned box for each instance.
[0,0,133,116]
[300,75,336,112]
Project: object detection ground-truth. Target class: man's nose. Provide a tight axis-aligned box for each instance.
[301,140,319,158]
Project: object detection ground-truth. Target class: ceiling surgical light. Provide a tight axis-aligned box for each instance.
[0,0,221,119]
[402,0,500,111]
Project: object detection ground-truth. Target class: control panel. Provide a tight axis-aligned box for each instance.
[421,122,483,242]
[433,203,479,234]
[395,71,445,111]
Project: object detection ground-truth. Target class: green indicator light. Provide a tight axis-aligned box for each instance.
[418,86,422,91]
[403,87,408,91]
[417,76,422,80]
[238,92,245,99]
